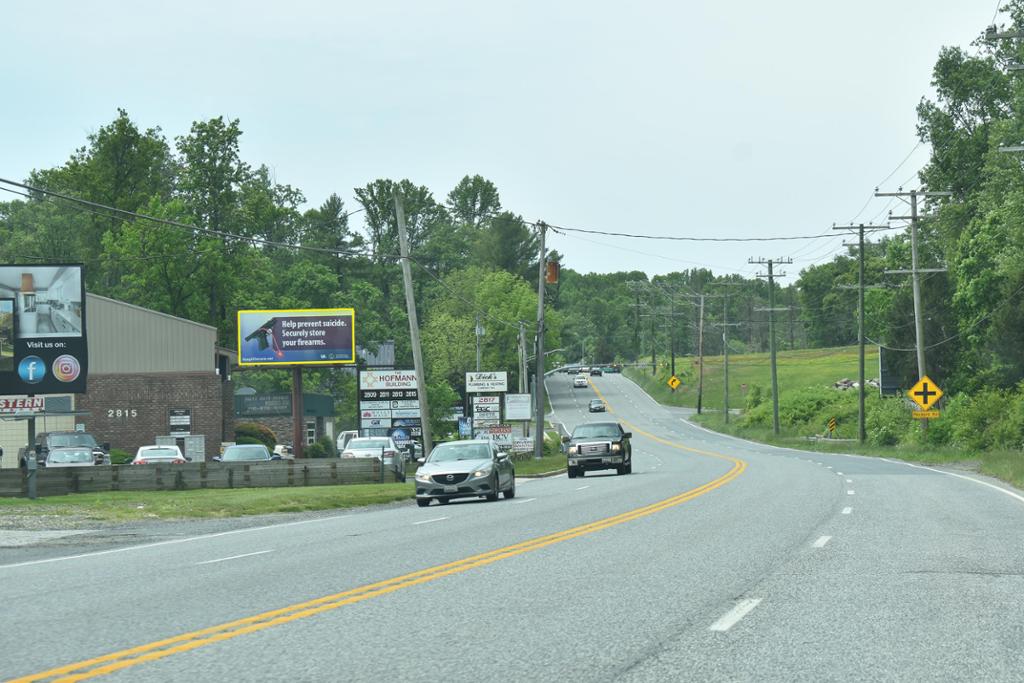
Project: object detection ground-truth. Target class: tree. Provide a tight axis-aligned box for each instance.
[446,174,501,228]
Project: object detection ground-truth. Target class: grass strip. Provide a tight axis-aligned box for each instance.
[0,483,415,521]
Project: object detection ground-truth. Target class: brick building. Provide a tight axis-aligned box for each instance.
[0,294,234,466]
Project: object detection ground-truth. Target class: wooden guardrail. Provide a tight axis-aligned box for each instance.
[0,459,404,498]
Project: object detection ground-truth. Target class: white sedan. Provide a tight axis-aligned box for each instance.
[132,445,188,465]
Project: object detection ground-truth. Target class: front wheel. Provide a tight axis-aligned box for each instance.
[503,477,516,499]
[486,474,500,501]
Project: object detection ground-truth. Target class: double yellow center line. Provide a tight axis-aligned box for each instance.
[14,383,745,682]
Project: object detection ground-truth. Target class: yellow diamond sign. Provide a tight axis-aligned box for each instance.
[667,375,681,390]
[908,376,943,411]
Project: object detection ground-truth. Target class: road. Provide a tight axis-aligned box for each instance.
[2,373,1024,681]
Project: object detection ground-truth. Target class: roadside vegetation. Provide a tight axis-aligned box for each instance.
[0,483,415,521]
[625,346,1024,489]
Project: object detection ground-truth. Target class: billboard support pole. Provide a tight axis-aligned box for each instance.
[395,193,433,457]
[292,367,304,458]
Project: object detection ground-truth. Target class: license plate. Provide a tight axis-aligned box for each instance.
[443,485,458,493]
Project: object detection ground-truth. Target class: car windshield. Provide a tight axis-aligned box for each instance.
[572,424,620,439]
[428,443,491,463]
[348,438,390,450]
[222,445,270,461]
[48,448,93,463]
[140,448,179,459]
[48,433,98,449]
[589,400,603,406]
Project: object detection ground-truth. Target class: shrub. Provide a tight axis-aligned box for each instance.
[235,436,264,446]
[865,395,911,446]
[234,422,276,449]
[316,435,336,457]
[109,448,132,465]
[745,384,765,412]
[306,441,327,458]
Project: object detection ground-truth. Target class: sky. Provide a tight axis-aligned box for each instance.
[0,0,1004,279]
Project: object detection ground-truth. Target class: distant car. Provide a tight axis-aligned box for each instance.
[217,444,275,462]
[573,374,589,388]
[579,367,590,374]
[343,437,405,475]
[414,439,515,507]
[273,444,295,460]
[44,447,96,468]
[588,399,606,413]
[21,431,110,468]
[131,445,188,465]
[563,421,632,478]
[590,367,603,376]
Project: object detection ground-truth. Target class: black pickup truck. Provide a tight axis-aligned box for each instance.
[562,421,632,478]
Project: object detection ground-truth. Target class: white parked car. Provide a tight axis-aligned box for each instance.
[132,445,188,465]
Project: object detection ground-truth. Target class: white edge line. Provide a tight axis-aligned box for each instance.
[413,516,449,526]
[812,535,832,548]
[195,549,273,565]
[0,513,353,571]
[709,598,762,632]
[575,485,590,491]
[512,497,537,504]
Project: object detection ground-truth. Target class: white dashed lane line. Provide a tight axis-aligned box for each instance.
[709,598,763,632]
[413,516,449,526]
[195,550,274,566]
[812,535,832,548]
[847,490,855,495]
[842,507,852,514]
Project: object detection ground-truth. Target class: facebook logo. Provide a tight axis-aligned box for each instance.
[18,355,46,384]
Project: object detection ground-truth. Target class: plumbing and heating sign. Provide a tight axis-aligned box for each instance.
[237,308,355,366]
[466,371,508,393]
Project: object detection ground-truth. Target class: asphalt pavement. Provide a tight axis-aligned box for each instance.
[2,373,1023,682]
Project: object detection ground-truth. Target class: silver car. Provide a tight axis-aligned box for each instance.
[414,440,515,507]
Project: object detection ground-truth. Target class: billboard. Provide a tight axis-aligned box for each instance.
[0,265,88,394]
[504,393,532,421]
[466,371,508,393]
[237,308,355,366]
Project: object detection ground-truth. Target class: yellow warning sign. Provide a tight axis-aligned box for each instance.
[828,417,837,433]
[667,375,681,390]
[908,376,943,411]
[912,410,940,419]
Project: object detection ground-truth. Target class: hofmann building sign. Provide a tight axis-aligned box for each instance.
[466,371,508,393]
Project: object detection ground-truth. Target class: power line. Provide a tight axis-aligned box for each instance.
[546,223,900,243]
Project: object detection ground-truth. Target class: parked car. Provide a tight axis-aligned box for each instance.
[273,444,295,459]
[216,444,275,462]
[573,374,589,388]
[342,437,404,473]
[414,439,515,507]
[20,431,109,468]
[44,447,96,468]
[562,421,632,478]
[131,445,188,465]
[588,399,606,412]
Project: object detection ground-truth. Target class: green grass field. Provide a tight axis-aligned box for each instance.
[0,483,416,521]
[624,345,876,411]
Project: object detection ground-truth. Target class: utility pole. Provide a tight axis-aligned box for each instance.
[696,294,705,413]
[518,322,527,393]
[707,284,744,424]
[877,189,951,382]
[395,193,433,458]
[833,223,888,443]
[475,315,484,372]
[750,258,792,435]
[626,281,645,358]
[533,221,548,460]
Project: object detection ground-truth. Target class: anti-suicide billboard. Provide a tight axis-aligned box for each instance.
[0,264,88,394]
[237,308,355,366]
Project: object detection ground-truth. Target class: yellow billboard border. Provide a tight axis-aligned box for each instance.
[236,308,356,367]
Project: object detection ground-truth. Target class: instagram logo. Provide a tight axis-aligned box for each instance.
[52,354,81,382]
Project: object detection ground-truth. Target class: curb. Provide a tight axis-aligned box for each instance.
[518,468,566,479]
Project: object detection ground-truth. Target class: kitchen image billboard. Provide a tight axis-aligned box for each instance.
[0,264,88,394]
[237,308,355,366]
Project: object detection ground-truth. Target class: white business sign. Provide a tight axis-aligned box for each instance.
[390,400,420,409]
[474,404,500,414]
[360,409,391,419]
[359,401,390,411]
[473,395,500,405]
[466,371,508,393]
[361,418,389,428]
[360,370,418,391]
[504,394,532,421]
[392,408,422,418]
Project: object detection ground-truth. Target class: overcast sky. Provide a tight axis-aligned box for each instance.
[1,0,1002,278]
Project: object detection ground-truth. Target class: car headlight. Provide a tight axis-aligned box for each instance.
[568,446,577,455]
[472,467,493,478]
[611,443,621,452]
[415,471,432,482]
